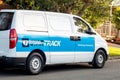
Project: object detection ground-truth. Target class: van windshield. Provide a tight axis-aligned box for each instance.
[0,12,13,30]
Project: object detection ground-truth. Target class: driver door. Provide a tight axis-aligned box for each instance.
[73,17,95,62]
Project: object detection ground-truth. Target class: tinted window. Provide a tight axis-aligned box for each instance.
[73,17,90,33]
[0,12,13,30]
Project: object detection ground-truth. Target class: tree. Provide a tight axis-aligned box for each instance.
[82,0,111,28]
[4,0,93,13]
[4,0,111,28]
[4,0,40,9]
[113,7,120,38]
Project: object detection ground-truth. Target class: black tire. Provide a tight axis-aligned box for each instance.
[26,52,44,75]
[92,50,106,68]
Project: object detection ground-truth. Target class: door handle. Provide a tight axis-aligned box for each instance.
[70,36,81,41]
[76,36,81,40]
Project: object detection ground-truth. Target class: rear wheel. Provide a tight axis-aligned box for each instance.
[26,52,44,75]
[92,50,106,68]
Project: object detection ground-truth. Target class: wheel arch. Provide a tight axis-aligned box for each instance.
[95,48,108,61]
[27,49,46,65]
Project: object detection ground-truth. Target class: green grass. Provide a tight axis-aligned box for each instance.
[108,46,120,56]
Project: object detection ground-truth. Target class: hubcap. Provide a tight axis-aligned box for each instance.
[31,57,41,70]
[98,54,103,64]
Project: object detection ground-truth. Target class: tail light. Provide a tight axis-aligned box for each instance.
[9,29,18,49]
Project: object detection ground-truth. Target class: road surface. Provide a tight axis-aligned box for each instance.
[0,59,120,80]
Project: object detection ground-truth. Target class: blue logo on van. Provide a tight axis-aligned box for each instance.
[22,38,29,47]
[17,34,95,52]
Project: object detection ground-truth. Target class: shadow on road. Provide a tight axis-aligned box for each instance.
[42,63,93,74]
[0,63,94,76]
[0,69,26,77]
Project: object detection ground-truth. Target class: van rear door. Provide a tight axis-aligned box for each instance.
[0,12,14,56]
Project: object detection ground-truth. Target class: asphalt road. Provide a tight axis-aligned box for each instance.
[0,59,120,80]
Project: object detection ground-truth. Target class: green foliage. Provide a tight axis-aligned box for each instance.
[113,7,120,30]
[4,0,111,28]
[4,0,41,9]
[82,0,111,28]
[4,0,11,2]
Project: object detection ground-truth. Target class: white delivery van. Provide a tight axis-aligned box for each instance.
[0,10,109,74]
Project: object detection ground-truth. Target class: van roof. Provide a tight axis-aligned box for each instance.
[1,9,45,13]
[1,9,16,12]
[0,9,73,16]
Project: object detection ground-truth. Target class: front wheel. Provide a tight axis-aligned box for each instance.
[26,52,44,75]
[92,50,106,68]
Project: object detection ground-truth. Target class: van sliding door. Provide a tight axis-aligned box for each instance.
[47,13,75,64]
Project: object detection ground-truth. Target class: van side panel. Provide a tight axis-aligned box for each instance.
[16,34,49,52]
[0,10,108,67]
[15,11,50,64]
[46,13,75,64]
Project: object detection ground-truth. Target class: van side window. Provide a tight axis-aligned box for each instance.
[0,12,13,30]
[23,14,47,31]
[48,15,71,31]
[73,17,90,33]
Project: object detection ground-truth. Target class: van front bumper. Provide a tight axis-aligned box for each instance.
[0,56,26,67]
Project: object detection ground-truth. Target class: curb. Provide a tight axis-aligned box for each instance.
[109,56,120,60]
